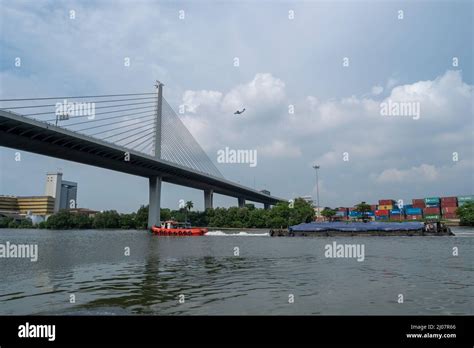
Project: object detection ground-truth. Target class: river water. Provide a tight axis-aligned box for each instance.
[0,227,472,315]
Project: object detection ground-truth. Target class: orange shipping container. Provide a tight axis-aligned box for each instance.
[378,204,393,210]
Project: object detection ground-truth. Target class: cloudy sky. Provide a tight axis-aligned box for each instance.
[0,0,473,212]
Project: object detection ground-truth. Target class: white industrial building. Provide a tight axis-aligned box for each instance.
[44,172,78,212]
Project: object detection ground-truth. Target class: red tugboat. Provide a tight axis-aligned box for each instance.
[151,220,208,236]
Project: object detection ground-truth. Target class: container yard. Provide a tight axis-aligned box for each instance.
[329,195,473,222]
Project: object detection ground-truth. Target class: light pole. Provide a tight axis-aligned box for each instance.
[313,165,320,218]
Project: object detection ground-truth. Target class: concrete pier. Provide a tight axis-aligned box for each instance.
[148,175,162,228]
[204,189,214,209]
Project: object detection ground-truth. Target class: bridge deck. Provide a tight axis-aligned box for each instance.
[0,110,283,205]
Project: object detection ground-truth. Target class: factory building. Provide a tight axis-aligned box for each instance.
[45,172,78,212]
[17,196,55,215]
[0,195,55,215]
[0,172,78,219]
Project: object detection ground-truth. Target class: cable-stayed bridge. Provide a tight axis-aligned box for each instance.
[0,82,284,227]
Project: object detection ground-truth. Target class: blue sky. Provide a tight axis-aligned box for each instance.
[0,0,473,212]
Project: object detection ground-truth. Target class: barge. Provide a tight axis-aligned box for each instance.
[270,221,454,237]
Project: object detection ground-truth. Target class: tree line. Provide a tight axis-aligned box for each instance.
[3,199,471,229]
[0,198,315,229]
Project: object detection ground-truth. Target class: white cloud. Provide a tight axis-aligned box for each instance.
[371,85,383,95]
[258,140,302,158]
[386,77,398,90]
[221,73,286,113]
[180,73,287,152]
[182,90,222,113]
[375,164,439,183]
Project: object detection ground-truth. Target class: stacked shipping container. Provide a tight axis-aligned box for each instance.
[441,197,457,219]
[377,199,394,219]
[412,199,426,209]
[328,195,471,222]
[405,205,423,220]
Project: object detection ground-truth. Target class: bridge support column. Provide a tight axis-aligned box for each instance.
[148,175,162,228]
[204,189,213,210]
[264,203,270,210]
[238,197,245,208]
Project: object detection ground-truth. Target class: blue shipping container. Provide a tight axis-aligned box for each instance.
[406,207,422,215]
[390,209,402,215]
[349,211,361,217]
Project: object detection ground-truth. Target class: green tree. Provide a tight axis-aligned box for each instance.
[171,209,186,223]
[71,214,93,229]
[248,209,266,228]
[264,198,315,228]
[184,201,194,222]
[46,211,74,229]
[120,213,136,229]
[209,207,226,227]
[185,201,194,211]
[135,205,149,229]
[457,201,474,226]
[93,210,121,229]
[289,198,315,226]
[19,218,33,228]
[354,201,372,222]
[245,203,256,210]
[321,207,337,221]
[0,216,13,228]
[161,208,171,222]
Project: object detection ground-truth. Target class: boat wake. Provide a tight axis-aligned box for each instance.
[452,232,474,237]
[205,231,269,237]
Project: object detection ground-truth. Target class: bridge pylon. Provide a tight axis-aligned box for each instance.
[148,81,164,228]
